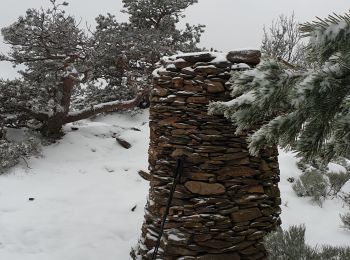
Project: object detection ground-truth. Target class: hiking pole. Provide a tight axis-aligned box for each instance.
[152,156,185,260]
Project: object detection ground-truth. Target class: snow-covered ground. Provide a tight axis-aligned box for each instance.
[278,151,350,247]
[0,109,349,260]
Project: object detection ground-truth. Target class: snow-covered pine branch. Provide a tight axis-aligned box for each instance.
[261,13,307,68]
[209,11,350,162]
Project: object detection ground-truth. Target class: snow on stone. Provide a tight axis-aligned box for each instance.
[183,67,194,71]
[162,51,230,64]
[152,66,167,77]
[174,51,214,58]
[177,91,195,95]
[211,52,228,63]
[166,64,176,70]
[328,162,347,173]
[167,233,183,242]
[173,58,186,63]
[195,64,217,69]
[231,63,251,70]
[145,233,157,241]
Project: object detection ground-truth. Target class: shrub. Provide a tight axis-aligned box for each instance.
[327,171,350,196]
[0,130,41,173]
[296,158,328,174]
[294,157,350,207]
[292,169,328,206]
[265,225,350,260]
[340,212,350,230]
[264,225,317,260]
[319,246,350,260]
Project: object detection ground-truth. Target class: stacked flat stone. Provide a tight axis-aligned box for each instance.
[138,51,281,260]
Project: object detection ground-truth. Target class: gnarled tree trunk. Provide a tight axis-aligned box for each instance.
[40,70,149,138]
[41,75,75,138]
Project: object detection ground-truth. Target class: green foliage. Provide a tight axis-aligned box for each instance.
[265,225,350,260]
[292,157,350,228]
[0,131,41,173]
[340,192,350,230]
[209,11,350,163]
[300,13,350,64]
[327,171,350,195]
[319,245,350,260]
[122,0,198,26]
[130,246,137,260]
[296,157,350,196]
[293,157,350,207]
[122,0,204,56]
[296,157,328,174]
[340,212,350,230]
[292,169,328,206]
[79,0,204,108]
[0,0,87,97]
[342,192,350,204]
[0,0,88,137]
[264,225,317,260]
[1,0,204,140]
[0,0,204,170]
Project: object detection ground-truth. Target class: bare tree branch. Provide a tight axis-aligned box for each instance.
[65,88,149,123]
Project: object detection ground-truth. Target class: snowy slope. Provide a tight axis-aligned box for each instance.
[0,109,349,260]
[278,151,350,247]
[0,111,150,260]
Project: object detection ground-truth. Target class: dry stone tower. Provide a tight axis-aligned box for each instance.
[137,51,281,260]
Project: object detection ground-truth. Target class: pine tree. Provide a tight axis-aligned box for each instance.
[0,0,87,137]
[79,0,204,109]
[209,11,350,162]
[1,0,203,139]
[0,0,204,171]
[122,0,204,60]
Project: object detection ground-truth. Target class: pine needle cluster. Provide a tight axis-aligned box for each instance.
[209,11,350,162]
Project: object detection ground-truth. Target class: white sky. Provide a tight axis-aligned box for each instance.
[0,0,349,78]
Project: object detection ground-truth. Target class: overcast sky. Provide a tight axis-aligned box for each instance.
[0,0,349,78]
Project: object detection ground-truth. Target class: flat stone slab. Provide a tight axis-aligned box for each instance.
[185,181,226,195]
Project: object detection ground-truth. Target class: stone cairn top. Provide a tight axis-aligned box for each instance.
[153,50,261,78]
[137,50,281,260]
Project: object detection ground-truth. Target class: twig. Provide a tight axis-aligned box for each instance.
[20,156,32,169]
